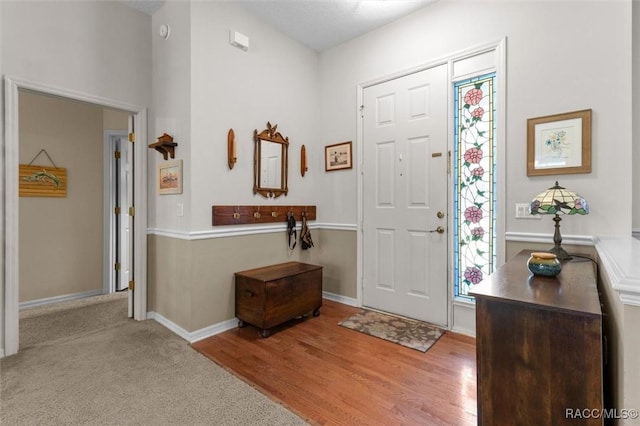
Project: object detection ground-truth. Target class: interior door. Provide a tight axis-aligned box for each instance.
[362,64,448,326]
[117,136,131,292]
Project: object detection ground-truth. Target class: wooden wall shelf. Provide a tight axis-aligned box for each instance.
[149,133,178,160]
[212,205,316,226]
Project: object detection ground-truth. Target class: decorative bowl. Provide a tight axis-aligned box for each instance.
[527,252,561,277]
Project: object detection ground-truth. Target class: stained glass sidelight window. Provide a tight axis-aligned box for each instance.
[453,73,497,302]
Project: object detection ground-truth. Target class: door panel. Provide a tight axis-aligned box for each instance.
[117,136,130,292]
[363,64,448,326]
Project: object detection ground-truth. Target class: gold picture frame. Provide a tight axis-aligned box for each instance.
[325,141,352,171]
[527,109,592,176]
[158,159,183,195]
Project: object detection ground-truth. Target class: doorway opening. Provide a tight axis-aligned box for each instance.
[4,77,148,357]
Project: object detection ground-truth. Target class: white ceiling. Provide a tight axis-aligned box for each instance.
[123,0,437,52]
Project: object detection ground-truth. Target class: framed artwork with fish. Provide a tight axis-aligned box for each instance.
[19,165,67,197]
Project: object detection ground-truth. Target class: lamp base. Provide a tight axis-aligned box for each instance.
[549,246,572,260]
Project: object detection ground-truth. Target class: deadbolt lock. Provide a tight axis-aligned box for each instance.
[437,211,445,219]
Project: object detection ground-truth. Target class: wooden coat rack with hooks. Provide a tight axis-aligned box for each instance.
[212,205,316,226]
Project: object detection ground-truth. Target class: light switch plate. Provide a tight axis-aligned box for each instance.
[515,203,540,219]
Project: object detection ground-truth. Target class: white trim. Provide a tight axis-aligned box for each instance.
[147,223,358,241]
[189,318,239,343]
[505,231,594,246]
[322,291,359,307]
[3,76,148,357]
[314,223,358,232]
[148,311,237,343]
[495,39,507,268]
[357,39,506,330]
[150,295,358,344]
[19,290,104,310]
[4,77,20,357]
[452,300,476,337]
[595,235,640,306]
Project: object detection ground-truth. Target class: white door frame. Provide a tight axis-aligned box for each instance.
[356,39,507,332]
[3,76,148,357]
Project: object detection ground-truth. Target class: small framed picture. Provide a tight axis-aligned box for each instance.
[526,109,592,176]
[325,141,353,171]
[158,160,183,195]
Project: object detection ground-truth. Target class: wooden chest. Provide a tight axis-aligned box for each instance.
[234,261,323,337]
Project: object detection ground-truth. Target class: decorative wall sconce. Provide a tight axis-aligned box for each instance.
[149,133,178,160]
[228,128,237,169]
[301,144,308,177]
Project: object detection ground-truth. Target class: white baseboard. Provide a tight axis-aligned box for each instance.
[149,294,359,344]
[148,311,237,344]
[19,289,104,310]
[322,291,359,307]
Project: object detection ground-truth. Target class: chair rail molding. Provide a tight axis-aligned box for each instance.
[595,235,640,306]
[505,231,594,246]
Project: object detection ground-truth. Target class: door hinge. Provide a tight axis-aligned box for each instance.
[128,280,135,291]
[129,207,135,217]
[114,150,121,159]
[115,262,121,271]
[128,132,135,143]
[115,207,121,215]
[447,150,451,175]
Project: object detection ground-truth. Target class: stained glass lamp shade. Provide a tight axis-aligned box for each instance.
[529,181,589,260]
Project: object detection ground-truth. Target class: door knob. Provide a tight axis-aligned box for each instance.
[429,226,445,234]
[437,211,445,219]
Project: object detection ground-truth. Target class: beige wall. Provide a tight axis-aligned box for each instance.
[148,228,356,332]
[19,92,104,302]
[103,108,129,131]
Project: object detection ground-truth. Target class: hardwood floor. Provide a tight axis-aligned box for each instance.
[192,299,477,426]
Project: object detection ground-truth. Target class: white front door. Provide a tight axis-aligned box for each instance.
[362,64,449,326]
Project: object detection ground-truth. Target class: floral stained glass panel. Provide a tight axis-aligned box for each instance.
[453,73,497,302]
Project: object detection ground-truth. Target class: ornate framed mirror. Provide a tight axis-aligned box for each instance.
[254,122,289,198]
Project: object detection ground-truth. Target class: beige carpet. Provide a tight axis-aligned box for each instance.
[1,293,306,425]
[339,309,445,352]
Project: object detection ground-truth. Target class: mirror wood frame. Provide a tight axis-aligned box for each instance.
[254,122,289,198]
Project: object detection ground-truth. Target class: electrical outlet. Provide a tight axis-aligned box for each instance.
[515,203,540,219]
[177,203,184,217]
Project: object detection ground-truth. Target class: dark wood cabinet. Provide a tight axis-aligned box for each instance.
[469,250,603,425]
[235,262,323,337]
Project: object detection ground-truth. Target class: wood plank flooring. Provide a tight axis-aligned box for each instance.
[192,299,477,426]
